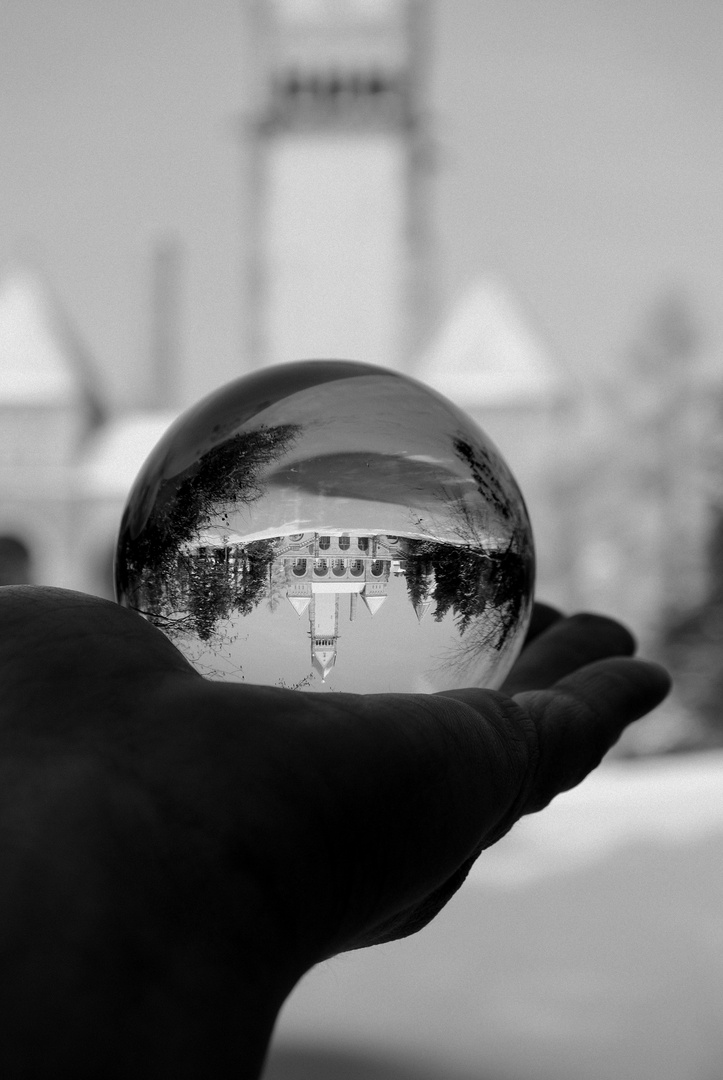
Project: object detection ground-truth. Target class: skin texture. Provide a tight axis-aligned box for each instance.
[0,587,670,1079]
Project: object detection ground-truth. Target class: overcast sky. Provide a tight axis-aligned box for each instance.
[2,0,723,408]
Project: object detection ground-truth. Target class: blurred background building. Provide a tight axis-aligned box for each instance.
[3,7,723,1078]
[0,0,721,748]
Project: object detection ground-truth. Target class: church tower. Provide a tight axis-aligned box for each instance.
[246,0,429,371]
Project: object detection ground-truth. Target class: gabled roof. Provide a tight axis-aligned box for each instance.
[417,277,561,408]
[312,647,336,682]
[288,594,312,616]
[0,263,105,423]
[361,592,387,615]
[412,597,434,622]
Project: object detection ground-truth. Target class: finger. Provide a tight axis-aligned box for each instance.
[522,601,563,646]
[516,656,672,815]
[501,612,637,696]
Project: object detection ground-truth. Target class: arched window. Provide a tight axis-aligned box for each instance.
[318,536,331,550]
[289,533,304,542]
[292,558,307,577]
[357,537,369,552]
[313,559,329,576]
[331,558,346,577]
[349,560,364,577]
[0,536,32,586]
[386,535,399,544]
[370,559,385,577]
[338,535,350,551]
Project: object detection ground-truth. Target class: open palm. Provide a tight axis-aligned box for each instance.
[0,587,669,1078]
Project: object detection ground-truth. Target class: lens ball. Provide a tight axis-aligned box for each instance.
[115,360,534,692]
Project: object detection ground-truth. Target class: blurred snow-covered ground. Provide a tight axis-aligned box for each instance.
[266,751,723,1080]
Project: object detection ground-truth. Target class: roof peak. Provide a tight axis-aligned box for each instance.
[417,275,562,408]
[0,261,105,421]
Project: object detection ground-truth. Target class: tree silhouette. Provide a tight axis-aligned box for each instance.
[403,551,433,607]
[236,540,277,616]
[453,437,517,524]
[117,423,301,648]
[401,532,532,648]
[187,554,234,642]
[265,559,288,613]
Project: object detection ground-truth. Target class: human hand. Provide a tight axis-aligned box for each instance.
[0,588,670,1078]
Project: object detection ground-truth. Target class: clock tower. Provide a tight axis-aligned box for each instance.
[245,0,430,371]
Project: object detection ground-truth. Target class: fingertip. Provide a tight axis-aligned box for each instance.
[622,657,673,712]
[552,655,672,731]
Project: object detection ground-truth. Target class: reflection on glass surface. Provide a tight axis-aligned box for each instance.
[115,360,534,692]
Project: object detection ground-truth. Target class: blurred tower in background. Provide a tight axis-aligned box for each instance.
[245,0,431,370]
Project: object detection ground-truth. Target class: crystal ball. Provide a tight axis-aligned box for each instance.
[115,360,534,693]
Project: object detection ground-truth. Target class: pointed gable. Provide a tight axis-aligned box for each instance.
[412,597,433,622]
[417,277,560,409]
[288,594,311,616]
[0,263,104,424]
[312,648,336,682]
[361,592,387,616]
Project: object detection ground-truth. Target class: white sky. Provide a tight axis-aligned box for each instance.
[1,0,723,406]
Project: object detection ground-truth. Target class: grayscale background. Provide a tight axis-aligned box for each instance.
[1,3,722,1077]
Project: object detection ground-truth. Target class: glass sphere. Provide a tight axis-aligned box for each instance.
[115,361,534,693]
